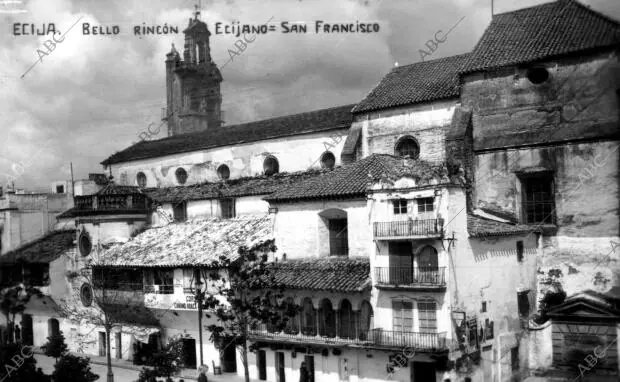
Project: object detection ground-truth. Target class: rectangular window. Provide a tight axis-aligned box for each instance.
[418,301,438,332]
[516,241,524,262]
[388,242,413,284]
[328,219,348,256]
[392,300,414,333]
[511,346,519,371]
[144,269,174,294]
[517,291,531,318]
[392,199,407,215]
[182,269,194,294]
[481,301,487,313]
[220,198,235,219]
[522,174,555,224]
[417,197,434,214]
[173,201,187,222]
[56,185,64,193]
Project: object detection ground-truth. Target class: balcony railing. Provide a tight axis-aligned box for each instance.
[143,284,174,294]
[373,219,443,239]
[248,324,447,350]
[375,267,446,287]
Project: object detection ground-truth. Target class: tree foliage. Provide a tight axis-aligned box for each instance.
[136,334,187,381]
[41,330,69,361]
[52,354,99,382]
[0,283,42,343]
[203,240,291,382]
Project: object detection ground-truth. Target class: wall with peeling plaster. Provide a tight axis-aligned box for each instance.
[110,129,348,188]
[271,199,370,260]
[461,52,620,299]
[353,99,456,162]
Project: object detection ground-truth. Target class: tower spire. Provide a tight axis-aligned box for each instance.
[194,0,201,20]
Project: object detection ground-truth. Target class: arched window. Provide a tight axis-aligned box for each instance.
[339,300,354,339]
[320,151,336,170]
[48,318,60,338]
[359,301,374,340]
[395,136,420,159]
[136,172,147,188]
[319,299,336,338]
[175,168,188,184]
[417,245,439,284]
[283,297,299,334]
[79,231,92,257]
[263,156,279,176]
[301,298,316,336]
[217,164,230,180]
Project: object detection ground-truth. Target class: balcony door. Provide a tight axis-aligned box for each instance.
[389,242,413,284]
[416,246,438,284]
[392,300,414,347]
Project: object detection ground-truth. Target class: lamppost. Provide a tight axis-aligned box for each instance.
[193,268,206,368]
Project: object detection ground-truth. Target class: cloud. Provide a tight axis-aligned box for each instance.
[0,0,618,189]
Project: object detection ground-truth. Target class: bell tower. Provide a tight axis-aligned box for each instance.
[164,4,222,136]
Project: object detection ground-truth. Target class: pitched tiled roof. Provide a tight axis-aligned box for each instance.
[467,215,541,237]
[143,169,327,204]
[0,231,75,264]
[352,54,470,113]
[270,257,370,293]
[463,0,620,73]
[96,183,143,195]
[102,104,355,165]
[266,154,465,202]
[95,215,273,268]
[100,303,160,327]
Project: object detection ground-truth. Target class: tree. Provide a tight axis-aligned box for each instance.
[41,330,68,362]
[0,283,42,344]
[137,334,186,381]
[203,239,290,382]
[52,353,99,382]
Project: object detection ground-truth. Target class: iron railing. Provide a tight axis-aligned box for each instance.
[248,324,448,350]
[375,267,446,286]
[373,219,443,239]
[143,284,174,294]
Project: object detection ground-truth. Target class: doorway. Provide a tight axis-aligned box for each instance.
[304,355,315,382]
[21,314,33,346]
[411,361,436,382]
[99,332,106,357]
[48,318,60,337]
[181,338,197,369]
[115,332,122,359]
[257,350,267,380]
[275,351,285,382]
[220,337,237,372]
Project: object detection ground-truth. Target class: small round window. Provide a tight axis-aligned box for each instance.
[263,156,279,176]
[320,152,336,170]
[217,165,230,180]
[80,283,93,307]
[395,136,420,159]
[526,67,549,85]
[136,172,147,188]
[175,168,188,184]
[79,232,92,257]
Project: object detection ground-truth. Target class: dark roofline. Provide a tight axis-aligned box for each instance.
[351,53,470,114]
[0,231,74,264]
[101,104,355,166]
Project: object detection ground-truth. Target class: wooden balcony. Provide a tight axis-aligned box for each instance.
[375,267,446,290]
[373,219,443,240]
[248,324,448,351]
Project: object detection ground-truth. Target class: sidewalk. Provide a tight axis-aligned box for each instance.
[33,348,256,382]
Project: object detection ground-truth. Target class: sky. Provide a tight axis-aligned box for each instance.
[1,0,619,190]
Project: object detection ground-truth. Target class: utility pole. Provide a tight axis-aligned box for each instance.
[194,267,205,367]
